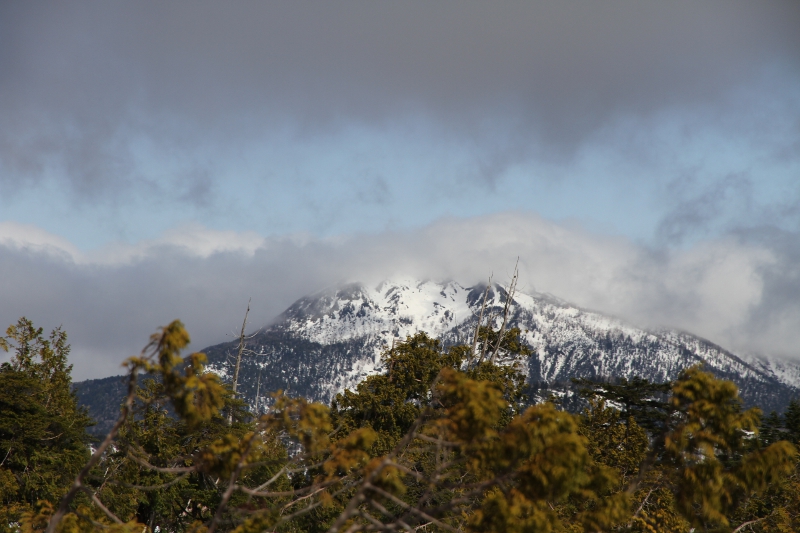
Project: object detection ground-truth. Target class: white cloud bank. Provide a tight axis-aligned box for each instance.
[0,215,796,380]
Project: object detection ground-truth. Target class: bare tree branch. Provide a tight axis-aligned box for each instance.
[489,258,518,364]
[111,472,191,491]
[125,452,196,474]
[46,362,140,533]
[469,275,492,368]
[229,299,251,424]
[732,517,767,533]
[362,483,458,533]
[206,432,259,533]
[328,405,433,533]
[236,478,342,499]
[81,487,123,525]
[274,485,355,527]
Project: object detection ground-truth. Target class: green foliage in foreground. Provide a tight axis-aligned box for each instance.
[0,319,93,528]
[0,318,799,533]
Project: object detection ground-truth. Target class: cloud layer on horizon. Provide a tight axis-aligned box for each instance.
[1,216,798,380]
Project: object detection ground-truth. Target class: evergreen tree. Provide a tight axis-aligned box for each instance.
[0,318,93,531]
[784,398,800,445]
[759,410,784,447]
[574,367,799,532]
[573,375,672,433]
[330,333,453,456]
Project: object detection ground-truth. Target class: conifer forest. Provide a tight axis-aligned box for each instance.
[1,317,800,533]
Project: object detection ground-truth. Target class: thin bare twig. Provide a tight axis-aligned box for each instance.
[363,483,458,533]
[359,510,390,531]
[274,485,354,527]
[281,485,330,513]
[328,401,435,533]
[469,275,492,368]
[368,499,414,532]
[111,471,191,491]
[628,489,654,525]
[477,308,497,365]
[206,432,260,533]
[46,363,140,533]
[81,487,123,525]
[489,258,518,364]
[381,461,425,482]
[229,299,253,424]
[251,464,289,492]
[236,478,340,499]
[413,434,459,447]
[125,452,195,474]
[0,446,11,467]
[732,517,767,533]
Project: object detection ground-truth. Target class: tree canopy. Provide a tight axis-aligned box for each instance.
[1,317,798,533]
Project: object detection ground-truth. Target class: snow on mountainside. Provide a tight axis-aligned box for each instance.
[741,353,800,390]
[283,279,469,344]
[75,277,800,434]
[198,279,800,414]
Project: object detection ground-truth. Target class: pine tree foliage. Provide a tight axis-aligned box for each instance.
[580,367,799,532]
[0,318,93,532]
[727,397,800,532]
[784,399,800,445]
[573,376,672,434]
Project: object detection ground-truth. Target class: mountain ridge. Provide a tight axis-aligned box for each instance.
[201,278,799,409]
[75,278,800,434]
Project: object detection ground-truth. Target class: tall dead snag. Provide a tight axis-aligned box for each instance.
[253,364,263,415]
[489,258,519,364]
[229,299,258,424]
[388,337,396,382]
[477,307,498,365]
[231,299,250,397]
[468,275,492,369]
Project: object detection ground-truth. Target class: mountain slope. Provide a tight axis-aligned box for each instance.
[201,279,799,413]
[75,278,800,434]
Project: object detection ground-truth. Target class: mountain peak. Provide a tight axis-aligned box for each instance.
[195,277,800,413]
[77,277,800,435]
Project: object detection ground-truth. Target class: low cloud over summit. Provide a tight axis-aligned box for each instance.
[2,214,798,380]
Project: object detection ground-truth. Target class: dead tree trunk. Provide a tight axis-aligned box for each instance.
[253,365,262,416]
[468,275,492,369]
[229,299,251,424]
[489,259,519,364]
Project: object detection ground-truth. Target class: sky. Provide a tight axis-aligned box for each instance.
[1,1,799,379]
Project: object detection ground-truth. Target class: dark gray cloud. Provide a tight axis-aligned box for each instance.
[656,172,754,244]
[2,214,798,380]
[654,165,800,246]
[2,1,798,200]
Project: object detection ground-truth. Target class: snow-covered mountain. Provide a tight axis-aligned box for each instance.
[201,279,800,414]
